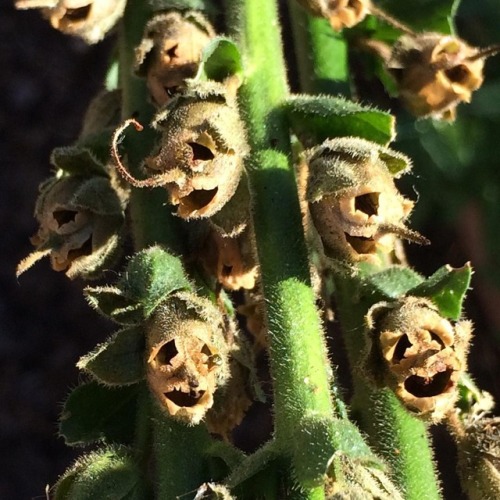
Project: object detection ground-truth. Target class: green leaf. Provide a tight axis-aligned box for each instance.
[54,446,148,500]
[361,266,424,301]
[123,246,192,317]
[283,95,394,147]
[408,263,472,320]
[60,382,139,446]
[85,286,144,325]
[78,328,145,386]
[196,37,243,84]
[51,145,108,177]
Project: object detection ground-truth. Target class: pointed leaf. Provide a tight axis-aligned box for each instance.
[60,382,139,446]
[409,263,472,320]
[85,286,144,325]
[283,95,394,146]
[362,266,424,301]
[51,145,107,177]
[54,446,148,500]
[197,37,243,84]
[78,327,145,385]
[123,246,191,317]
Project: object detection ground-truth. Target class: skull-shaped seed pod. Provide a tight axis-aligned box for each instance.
[296,0,369,31]
[135,11,215,107]
[305,137,424,265]
[387,33,485,120]
[144,84,249,219]
[15,0,127,44]
[17,174,127,280]
[198,226,258,291]
[456,416,500,500]
[146,291,230,425]
[365,297,472,422]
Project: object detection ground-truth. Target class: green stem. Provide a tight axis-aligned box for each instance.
[287,1,350,95]
[333,275,442,499]
[119,0,185,253]
[226,0,336,494]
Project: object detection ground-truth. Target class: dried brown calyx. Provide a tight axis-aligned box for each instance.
[198,226,258,291]
[305,137,427,265]
[366,297,472,422]
[15,0,126,44]
[135,11,215,106]
[296,0,370,31]
[387,33,486,120]
[146,292,230,424]
[17,175,126,280]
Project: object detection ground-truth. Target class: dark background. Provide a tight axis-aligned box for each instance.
[1,0,500,498]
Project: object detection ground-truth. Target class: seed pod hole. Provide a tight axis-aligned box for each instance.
[64,5,91,22]
[53,209,78,228]
[405,370,454,399]
[188,142,216,162]
[154,339,178,368]
[354,192,379,217]
[393,334,412,363]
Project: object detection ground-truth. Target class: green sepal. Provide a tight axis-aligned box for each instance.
[59,382,139,446]
[85,247,192,323]
[54,445,149,500]
[408,263,472,320]
[360,266,424,301]
[78,327,145,385]
[85,286,144,325]
[123,246,192,318]
[196,37,243,85]
[51,144,109,178]
[283,95,394,147]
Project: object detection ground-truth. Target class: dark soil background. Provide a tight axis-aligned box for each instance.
[1,1,499,499]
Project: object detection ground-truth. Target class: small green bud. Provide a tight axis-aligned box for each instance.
[365,297,472,422]
[146,291,230,424]
[17,175,126,280]
[135,11,215,106]
[15,0,127,44]
[305,137,426,265]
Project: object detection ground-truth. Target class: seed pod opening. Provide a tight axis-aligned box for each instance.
[17,175,126,279]
[16,0,127,44]
[387,33,485,120]
[135,11,215,106]
[305,138,424,264]
[145,88,248,219]
[146,292,229,424]
[366,297,472,422]
[296,0,369,31]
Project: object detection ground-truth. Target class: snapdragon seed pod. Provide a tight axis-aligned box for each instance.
[146,291,230,425]
[15,0,126,44]
[305,137,426,264]
[365,297,472,422]
[135,11,215,106]
[388,33,486,120]
[296,0,369,31]
[17,175,126,279]
[149,86,248,219]
[456,416,500,500]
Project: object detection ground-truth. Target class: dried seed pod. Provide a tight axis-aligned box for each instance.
[146,86,248,219]
[296,0,369,31]
[15,0,126,44]
[194,483,234,500]
[387,33,485,120]
[456,416,500,500]
[146,291,230,425]
[305,137,426,264]
[135,11,215,106]
[198,226,258,291]
[365,297,472,422]
[17,175,127,279]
